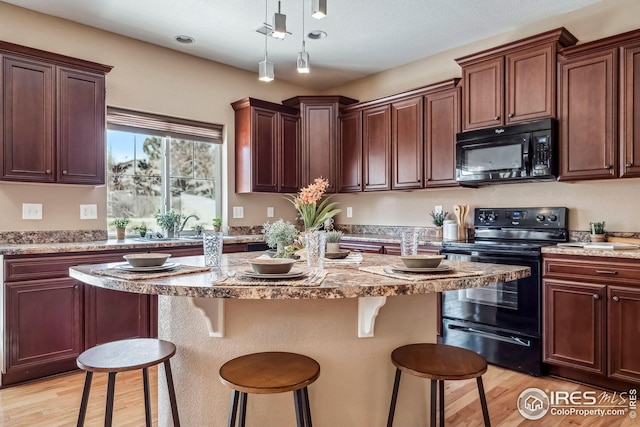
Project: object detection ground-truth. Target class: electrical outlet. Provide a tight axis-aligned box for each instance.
[267,207,274,218]
[346,207,353,218]
[22,203,43,220]
[80,204,98,220]
[232,206,244,219]
[435,205,443,214]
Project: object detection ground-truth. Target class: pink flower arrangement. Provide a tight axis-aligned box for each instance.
[286,178,341,231]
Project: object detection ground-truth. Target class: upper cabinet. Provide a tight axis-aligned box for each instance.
[456,28,577,131]
[391,96,423,190]
[282,96,357,193]
[362,104,391,191]
[424,85,461,187]
[0,41,112,185]
[232,98,300,193]
[557,29,640,181]
[337,110,362,193]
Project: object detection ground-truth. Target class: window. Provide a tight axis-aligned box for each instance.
[106,108,223,235]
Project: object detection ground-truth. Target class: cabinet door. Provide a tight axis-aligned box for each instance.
[558,50,617,180]
[278,112,300,193]
[301,103,337,192]
[608,286,640,383]
[462,57,504,131]
[543,279,606,375]
[4,278,82,385]
[362,105,391,191]
[505,44,555,124]
[424,88,460,187]
[339,241,384,254]
[1,55,55,182]
[620,42,640,178]
[391,97,422,189]
[338,111,362,192]
[84,286,151,348]
[57,67,105,185]
[252,107,279,192]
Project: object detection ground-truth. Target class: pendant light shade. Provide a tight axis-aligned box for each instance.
[297,50,310,73]
[259,58,274,81]
[312,0,327,19]
[272,1,287,39]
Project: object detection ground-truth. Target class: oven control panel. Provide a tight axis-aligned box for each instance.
[475,207,567,228]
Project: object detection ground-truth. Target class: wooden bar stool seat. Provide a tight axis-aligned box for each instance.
[387,343,490,427]
[219,351,320,427]
[76,338,180,427]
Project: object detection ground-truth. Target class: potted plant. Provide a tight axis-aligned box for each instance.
[212,217,222,232]
[325,230,343,253]
[155,210,182,238]
[112,217,130,240]
[263,219,299,256]
[590,221,606,242]
[429,210,449,239]
[133,224,148,238]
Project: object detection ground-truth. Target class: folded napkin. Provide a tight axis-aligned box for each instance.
[358,265,484,281]
[324,252,363,264]
[213,270,327,287]
[91,264,211,280]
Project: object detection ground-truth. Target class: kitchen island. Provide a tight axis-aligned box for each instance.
[70,253,529,427]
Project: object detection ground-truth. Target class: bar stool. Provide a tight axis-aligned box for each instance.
[387,343,490,427]
[219,351,320,427]
[76,338,181,427]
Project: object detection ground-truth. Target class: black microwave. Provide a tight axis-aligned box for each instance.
[455,118,557,186]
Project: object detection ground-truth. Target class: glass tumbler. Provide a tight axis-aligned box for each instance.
[203,231,224,268]
[305,230,326,270]
[401,230,420,256]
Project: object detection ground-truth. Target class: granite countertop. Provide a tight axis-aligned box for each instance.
[0,235,265,256]
[542,245,640,259]
[69,252,530,299]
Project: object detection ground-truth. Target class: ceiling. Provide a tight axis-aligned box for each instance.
[4,0,601,90]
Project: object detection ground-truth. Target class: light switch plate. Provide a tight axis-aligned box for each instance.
[346,207,353,218]
[267,207,274,217]
[22,203,43,220]
[435,205,443,214]
[80,204,98,220]
[233,206,244,219]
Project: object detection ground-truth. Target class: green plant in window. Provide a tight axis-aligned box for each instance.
[155,210,182,232]
[112,217,130,229]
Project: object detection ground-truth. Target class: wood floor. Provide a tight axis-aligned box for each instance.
[0,365,636,426]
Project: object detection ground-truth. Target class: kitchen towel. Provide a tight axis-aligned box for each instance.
[212,269,327,287]
[358,265,484,281]
[91,264,212,280]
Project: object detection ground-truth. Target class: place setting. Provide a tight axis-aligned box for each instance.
[213,258,327,287]
[360,253,483,281]
[92,253,211,279]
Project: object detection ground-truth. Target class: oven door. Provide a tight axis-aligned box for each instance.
[442,252,541,336]
[456,134,530,184]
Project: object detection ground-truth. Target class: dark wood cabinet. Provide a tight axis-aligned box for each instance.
[0,42,111,185]
[339,240,384,254]
[620,41,640,178]
[391,96,423,189]
[543,254,640,389]
[558,29,640,181]
[362,104,391,191]
[543,279,606,375]
[457,28,577,131]
[381,244,440,255]
[282,96,358,193]
[337,110,362,192]
[424,86,460,187]
[232,98,299,193]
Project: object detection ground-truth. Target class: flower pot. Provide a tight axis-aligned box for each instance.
[590,233,606,242]
[116,227,125,240]
[434,226,443,239]
[326,242,341,253]
[213,226,221,232]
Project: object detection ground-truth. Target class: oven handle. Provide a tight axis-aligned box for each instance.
[447,324,532,347]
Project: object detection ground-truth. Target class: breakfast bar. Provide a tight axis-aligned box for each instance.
[70,253,530,427]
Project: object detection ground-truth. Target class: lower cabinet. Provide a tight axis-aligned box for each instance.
[542,254,640,388]
[1,245,208,386]
[340,240,440,255]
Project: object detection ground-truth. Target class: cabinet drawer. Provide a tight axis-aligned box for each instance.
[4,253,125,282]
[544,255,640,285]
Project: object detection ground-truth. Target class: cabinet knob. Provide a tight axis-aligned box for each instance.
[612,296,620,302]
[62,170,68,175]
[595,269,618,275]
[593,294,600,300]
[508,113,514,118]
[626,163,633,168]
[45,169,51,174]
[605,165,613,170]
[494,116,500,121]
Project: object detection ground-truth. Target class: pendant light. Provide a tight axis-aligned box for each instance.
[272,1,287,39]
[311,0,327,19]
[259,0,274,81]
[297,0,310,73]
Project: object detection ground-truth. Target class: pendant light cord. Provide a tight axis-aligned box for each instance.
[264,0,268,60]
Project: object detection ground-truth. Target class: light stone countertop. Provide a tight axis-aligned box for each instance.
[69,252,530,299]
[542,245,640,259]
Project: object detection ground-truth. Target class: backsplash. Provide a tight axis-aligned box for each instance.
[0,230,108,245]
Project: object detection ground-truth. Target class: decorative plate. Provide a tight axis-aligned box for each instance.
[115,262,180,273]
[241,269,306,280]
